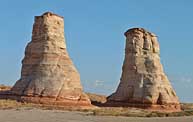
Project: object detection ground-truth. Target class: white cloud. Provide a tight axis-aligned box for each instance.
[94,80,105,86]
[169,75,193,83]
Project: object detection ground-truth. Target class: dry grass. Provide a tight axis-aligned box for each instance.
[0,99,35,109]
[88,106,193,117]
[0,90,192,117]
[0,99,193,117]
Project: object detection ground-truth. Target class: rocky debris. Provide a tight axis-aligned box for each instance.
[108,28,181,112]
[8,12,91,106]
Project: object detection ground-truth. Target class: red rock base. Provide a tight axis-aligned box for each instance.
[99,101,181,112]
[0,91,93,109]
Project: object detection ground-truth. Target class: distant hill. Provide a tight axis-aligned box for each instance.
[0,85,11,91]
[86,92,107,104]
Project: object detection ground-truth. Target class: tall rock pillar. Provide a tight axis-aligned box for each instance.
[11,12,91,106]
[108,28,180,111]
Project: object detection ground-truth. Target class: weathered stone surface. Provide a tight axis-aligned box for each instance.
[10,12,91,106]
[108,28,181,111]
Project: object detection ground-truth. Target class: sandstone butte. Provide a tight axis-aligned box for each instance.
[107,28,181,112]
[0,12,91,107]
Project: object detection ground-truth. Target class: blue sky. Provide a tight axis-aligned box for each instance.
[0,0,193,102]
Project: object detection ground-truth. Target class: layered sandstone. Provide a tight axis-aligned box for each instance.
[9,12,91,106]
[108,28,181,111]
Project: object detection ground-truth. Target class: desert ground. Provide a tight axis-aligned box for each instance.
[0,88,193,122]
[0,99,193,122]
[0,109,192,122]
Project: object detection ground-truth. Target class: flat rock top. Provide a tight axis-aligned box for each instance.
[124,28,157,37]
[35,11,64,19]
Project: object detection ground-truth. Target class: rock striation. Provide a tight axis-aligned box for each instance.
[9,12,91,106]
[108,28,181,111]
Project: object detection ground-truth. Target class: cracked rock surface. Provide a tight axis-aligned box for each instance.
[11,12,90,105]
[108,28,180,111]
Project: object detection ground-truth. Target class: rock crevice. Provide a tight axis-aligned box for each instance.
[108,28,180,111]
[10,12,91,106]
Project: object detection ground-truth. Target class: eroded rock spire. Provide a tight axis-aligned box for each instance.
[108,28,181,111]
[11,12,91,106]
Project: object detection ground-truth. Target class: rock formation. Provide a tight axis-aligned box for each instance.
[108,28,181,111]
[9,12,91,106]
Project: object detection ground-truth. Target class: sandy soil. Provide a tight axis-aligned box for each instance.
[0,109,192,122]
